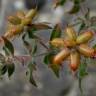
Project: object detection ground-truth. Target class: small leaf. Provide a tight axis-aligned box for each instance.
[50,64,60,78]
[32,41,37,55]
[85,8,90,20]
[29,73,37,86]
[0,65,7,75]
[93,44,96,49]
[79,22,85,31]
[27,27,37,39]
[44,52,53,65]
[3,46,10,56]
[73,0,85,4]
[80,0,85,2]
[44,49,58,65]
[90,16,96,27]
[68,4,80,14]
[78,63,88,78]
[7,63,15,78]
[22,34,32,53]
[59,0,66,5]
[22,35,37,55]
[28,61,37,86]
[2,37,14,56]
[44,50,60,77]
[54,0,66,8]
[50,24,61,40]
[78,62,88,93]
[73,0,80,4]
[0,53,5,63]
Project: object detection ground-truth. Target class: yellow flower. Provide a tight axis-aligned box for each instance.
[51,26,95,72]
[4,8,37,39]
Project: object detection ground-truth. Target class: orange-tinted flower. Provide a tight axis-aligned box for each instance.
[51,26,95,72]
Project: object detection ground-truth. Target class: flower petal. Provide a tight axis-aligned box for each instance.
[65,26,77,41]
[78,44,95,57]
[53,48,70,64]
[70,51,80,72]
[76,31,93,44]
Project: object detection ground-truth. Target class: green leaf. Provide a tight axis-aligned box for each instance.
[44,52,54,65]
[50,24,61,40]
[68,4,80,14]
[50,64,60,78]
[73,0,85,4]
[0,65,7,75]
[85,8,90,20]
[79,63,88,78]
[59,0,66,5]
[70,0,85,15]
[27,27,37,39]
[90,16,96,27]
[22,35,37,55]
[68,0,80,14]
[79,22,85,31]
[54,0,66,8]
[0,53,5,63]
[73,0,80,4]
[93,44,96,49]
[78,62,88,93]
[3,46,11,56]
[2,37,14,56]
[44,49,60,77]
[32,41,37,55]
[22,34,32,53]
[44,49,58,65]
[80,0,85,2]
[44,54,50,65]
[28,61,37,86]
[7,63,15,78]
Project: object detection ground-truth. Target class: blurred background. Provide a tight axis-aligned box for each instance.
[0,0,96,96]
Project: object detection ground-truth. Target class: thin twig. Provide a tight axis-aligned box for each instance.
[34,35,50,51]
[34,52,48,57]
[69,21,82,27]
[13,51,48,64]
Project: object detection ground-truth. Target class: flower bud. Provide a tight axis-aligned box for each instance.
[70,51,80,72]
[50,38,65,47]
[8,16,21,25]
[53,48,70,64]
[4,25,24,39]
[76,31,93,44]
[78,44,95,57]
[65,26,77,41]
[25,8,37,19]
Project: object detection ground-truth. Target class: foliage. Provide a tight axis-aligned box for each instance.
[0,0,96,94]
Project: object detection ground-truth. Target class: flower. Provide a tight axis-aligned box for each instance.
[50,26,95,72]
[4,8,37,39]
